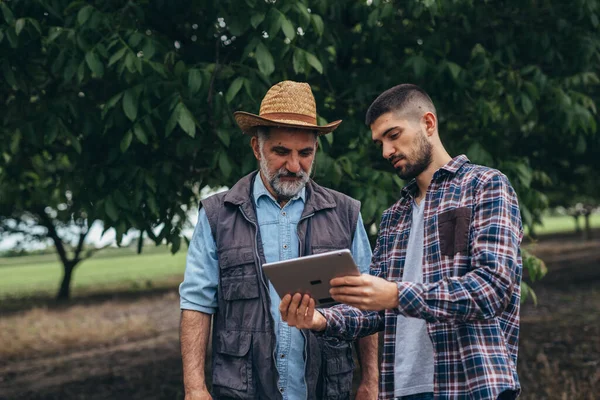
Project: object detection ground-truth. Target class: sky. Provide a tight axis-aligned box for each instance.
[0,186,228,252]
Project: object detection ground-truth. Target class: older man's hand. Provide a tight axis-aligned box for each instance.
[279,293,327,331]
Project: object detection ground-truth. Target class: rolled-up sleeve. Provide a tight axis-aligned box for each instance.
[179,208,219,314]
[351,212,373,274]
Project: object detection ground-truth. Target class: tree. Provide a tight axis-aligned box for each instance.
[1,0,598,300]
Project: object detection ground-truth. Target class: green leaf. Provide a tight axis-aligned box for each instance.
[120,130,133,152]
[188,69,203,94]
[145,174,157,192]
[266,8,283,37]
[10,130,21,154]
[146,194,159,217]
[70,136,82,154]
[293,48,305,74]
[48,27,63,42]
[108,47,127,66]
[166,103,181,137]
[219,152,233,177]
[305,52,323,74]
[105,92,123,110]
[28,18,41,34]
[177,104,196,137]
[15,19,25,36]
[1,3,15,24]
[133,123,149,144]
[255,42,275,76]
[85,51,104,77]
[174,60,186,78]
[281,17,295,40]
[251,13,265,29]
[311,14,324,36]
[1,61,18,87]
[217,129,231,147]
[123,89,139,121]
[77,5,93,26]
[226,77,245,103]
[447,61,461,80]
[77,62,86,83]
[521,93,533,115]
[105,197,119,221]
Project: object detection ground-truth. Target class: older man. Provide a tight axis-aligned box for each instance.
[179,81,378,399]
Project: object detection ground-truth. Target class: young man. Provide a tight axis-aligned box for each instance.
[281,84,523,399]
[179,81,379,399]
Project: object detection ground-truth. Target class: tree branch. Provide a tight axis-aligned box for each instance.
[37,209,71,267]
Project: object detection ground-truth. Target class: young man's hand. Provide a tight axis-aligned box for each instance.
[279,293,327,331]
[330,274,399,311]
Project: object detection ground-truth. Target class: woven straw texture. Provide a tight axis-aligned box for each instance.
[233,81,341,135]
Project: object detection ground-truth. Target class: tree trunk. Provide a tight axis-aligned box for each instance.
[573,214,581,233]
[56,261,77,301]
[583,213,592,241]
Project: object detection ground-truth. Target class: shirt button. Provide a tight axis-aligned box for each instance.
[280,354,285,358]
[279,387,285,393]
[283,244,288,249]
[282,211,287,216]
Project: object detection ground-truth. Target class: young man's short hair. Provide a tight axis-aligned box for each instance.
[365,84,437,126]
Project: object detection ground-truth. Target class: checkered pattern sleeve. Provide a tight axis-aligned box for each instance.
[395,172,523,322]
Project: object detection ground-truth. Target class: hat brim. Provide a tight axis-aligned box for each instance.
[234,111,341,136]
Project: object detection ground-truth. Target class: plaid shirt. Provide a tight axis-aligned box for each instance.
[321,155,523,399]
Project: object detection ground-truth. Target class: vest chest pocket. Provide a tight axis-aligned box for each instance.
[212,330,255,398]
[219,248,262,329]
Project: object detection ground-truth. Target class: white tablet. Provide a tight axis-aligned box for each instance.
[262,249,360,307]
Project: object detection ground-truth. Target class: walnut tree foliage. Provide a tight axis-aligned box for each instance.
[1,0,598,299]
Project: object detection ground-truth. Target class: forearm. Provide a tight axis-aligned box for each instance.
[395,263,518,322]
[320,306,383,340]
[180,310,212,394]
[356,333,379,384]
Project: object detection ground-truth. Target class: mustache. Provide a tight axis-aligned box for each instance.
[389,155,406,166]
[277,169,307,178]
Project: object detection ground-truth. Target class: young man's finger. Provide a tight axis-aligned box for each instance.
[329,286,367,297]
[330,275,363,287]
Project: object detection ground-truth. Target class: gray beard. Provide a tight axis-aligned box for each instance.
[259,154,311,200]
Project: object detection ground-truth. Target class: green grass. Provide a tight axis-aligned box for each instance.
[528,213,600,235]
[0,246,186,298]
[1,212,598,299]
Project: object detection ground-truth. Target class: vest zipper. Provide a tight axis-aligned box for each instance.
[298,212,314,400]
[238,206,282,399]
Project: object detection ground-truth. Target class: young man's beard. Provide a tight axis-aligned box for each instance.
[259,155,312,200]
[391,131,433,181]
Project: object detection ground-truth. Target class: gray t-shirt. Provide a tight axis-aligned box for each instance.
[394,200,435,398]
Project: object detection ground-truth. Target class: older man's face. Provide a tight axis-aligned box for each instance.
[252,127,317,199]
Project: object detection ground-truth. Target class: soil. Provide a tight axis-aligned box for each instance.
[0,233,598,400]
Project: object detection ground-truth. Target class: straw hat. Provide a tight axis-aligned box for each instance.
[233,81,341,136]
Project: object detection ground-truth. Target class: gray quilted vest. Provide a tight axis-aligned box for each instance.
[201,171,361,399]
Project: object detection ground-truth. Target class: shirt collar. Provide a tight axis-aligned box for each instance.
[400,155,470,199]
[252,172,306,208]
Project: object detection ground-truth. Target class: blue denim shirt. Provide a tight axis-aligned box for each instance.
[180,176,372,399]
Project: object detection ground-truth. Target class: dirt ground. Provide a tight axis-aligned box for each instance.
[0,234,598,400]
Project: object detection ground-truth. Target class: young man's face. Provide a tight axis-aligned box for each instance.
[251,127,318,199]
[371,111,433,181]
